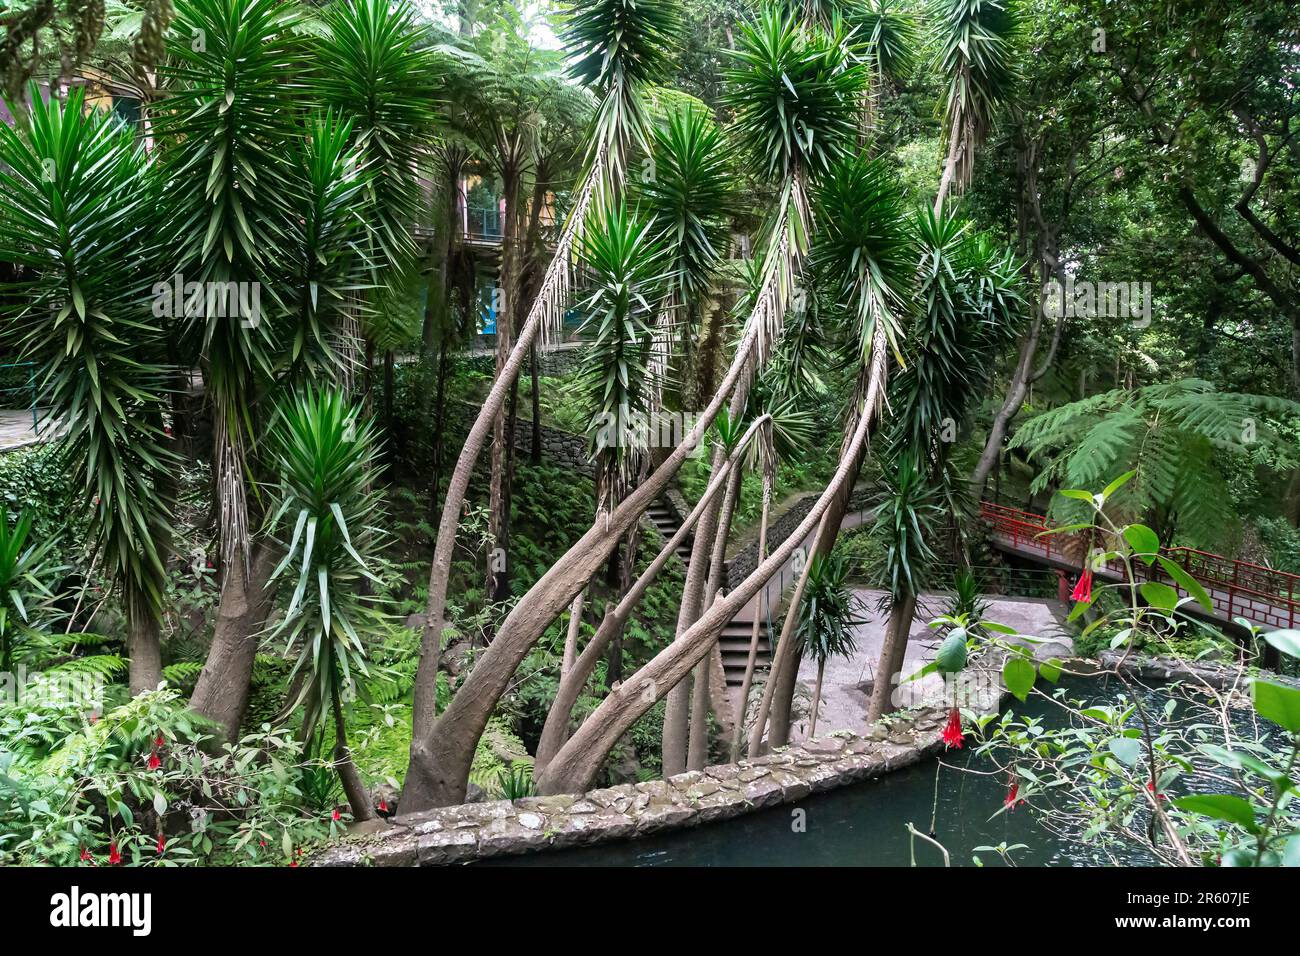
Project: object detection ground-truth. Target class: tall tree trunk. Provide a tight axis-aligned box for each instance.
[127,607,162,696]
[536,339,887,795]
[687,466,744,768]
[332,688,376,822]
[486,170,522,621]
[664,379,749,774]
[426,330,451,530]
[190,539,279,742]
[755,370,876,753]
[730,478,770,762]
[866,590,917,723]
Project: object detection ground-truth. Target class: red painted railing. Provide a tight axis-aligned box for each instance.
[979,500,1300,630]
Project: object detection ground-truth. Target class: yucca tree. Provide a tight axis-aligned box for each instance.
[264,387,386,821]
[863,209,1023,722]
[852,0,919,145]
[931,0,1020,209]
[536,14,886,795]
[864,453,945,722]
[575,202,667,686]
[0,87,174,695]
[161,0,308,738]
[751,152,912,753]
[656,7,867,776]
[795,552,864,738]
[578,203,667,518]
[404,0,681,812]
[0,509,59,676]
[314,0,440,385]
[281,111,373,387]
[637,101,733,407]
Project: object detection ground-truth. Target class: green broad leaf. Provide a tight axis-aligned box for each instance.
[282,829,293,861]
[1109,627,1134,649]
[1198,745,1291,790]
[934,632,967,674]
[1039,658,1062,683]
[1122,524,1159,565]
[1059,489,1096,503]
[1154,556,1213,612]
[1252,679,1300,732]
[1102,470,1137,500]
[1108,737,1141,766]
[1262,629,1300,662]
[1172,794,1260,833]
[1002,655,1036,701]
[1140,581,1179,612]
[153,791,167,816]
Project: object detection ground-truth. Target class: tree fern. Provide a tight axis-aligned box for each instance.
[1010,380,1300,546]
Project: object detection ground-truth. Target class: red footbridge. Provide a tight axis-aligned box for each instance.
[979,500,1300,633]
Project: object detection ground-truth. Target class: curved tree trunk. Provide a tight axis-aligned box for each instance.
[730,479,770,762]
[402,321,763,811]
[755,370,876,753]
[407,152,605,786]
[687,466,744,768]
[190,539,279,742]
[533,421,761,774]
[537,339,887,795]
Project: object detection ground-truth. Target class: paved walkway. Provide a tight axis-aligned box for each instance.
[0,409,51,452]
[788,590,1071,744]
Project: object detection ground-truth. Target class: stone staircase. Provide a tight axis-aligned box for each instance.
[645,495,772,689]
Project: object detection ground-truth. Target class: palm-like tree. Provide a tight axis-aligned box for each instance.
[315,0,440,385]
[657,6,868,776]
[795,552,864,738]
[851,0,919,145]
[264,387,387,821]
[577,203,667,519]
[864,453,945,722]
[931,0,1020,208]
[0,87,174,694]
[281,111,373,387]
[637,101,733,408]
[162,0,308,737]
[752,152,912,753]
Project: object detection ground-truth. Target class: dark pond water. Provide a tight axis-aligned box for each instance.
[485,677,1182,867]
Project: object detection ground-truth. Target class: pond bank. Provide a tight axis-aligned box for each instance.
[314,701,979,866]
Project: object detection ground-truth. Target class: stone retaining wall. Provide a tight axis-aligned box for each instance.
[314,706,954,866]
[725,488,872,589]
[452,400,591,474]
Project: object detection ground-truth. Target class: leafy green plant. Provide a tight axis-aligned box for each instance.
[264,387,388,819]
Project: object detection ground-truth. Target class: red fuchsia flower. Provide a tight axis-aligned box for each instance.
[1004,777,1022,811]
[154,734,165,749]
[1071,568,1094,603]
[378,800,389,814]
[156,834,166,854]
[289,860,299,868]
[108,842,122,865]
[331,808,341,822]
[1146,780,1168,802]
[147,750,162,771]
[942,708,964,749]
[80,846,93,864]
